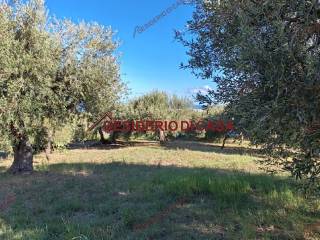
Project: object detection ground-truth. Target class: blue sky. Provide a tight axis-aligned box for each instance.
[46,0,212,100]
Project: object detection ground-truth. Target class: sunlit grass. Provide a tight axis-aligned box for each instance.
[0,140,319,239]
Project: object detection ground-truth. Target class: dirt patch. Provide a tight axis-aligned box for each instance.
[133,198,188,231]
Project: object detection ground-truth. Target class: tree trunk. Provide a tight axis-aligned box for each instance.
[45,129,53,161]
[221,135,228,149]
[159,130,166,144]
[239,132,244,146]
[45,142,51,161]
[98,126,108,144]
[109,131,117,144]
[8,138,33,174]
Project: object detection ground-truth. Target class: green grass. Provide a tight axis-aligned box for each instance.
[0,140,319,239]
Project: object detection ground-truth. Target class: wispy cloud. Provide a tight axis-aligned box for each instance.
[190,85,213,95]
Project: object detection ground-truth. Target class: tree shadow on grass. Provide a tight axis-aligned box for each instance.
[0,151,9,160]
[162,140,265,157]
[0,162,318,240]
[67,140,160,151]
[67,139,265,158]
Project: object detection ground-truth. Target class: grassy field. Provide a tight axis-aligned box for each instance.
[0,140,319,240]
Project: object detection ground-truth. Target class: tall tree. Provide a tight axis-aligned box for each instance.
[0,0,124,173]
[178,0,320,187]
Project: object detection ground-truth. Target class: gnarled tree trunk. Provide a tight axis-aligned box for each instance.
[98,126,108,144]
[8,138,33,174]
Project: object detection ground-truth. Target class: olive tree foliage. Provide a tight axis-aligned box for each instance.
[54,18,125,146]
[0,0,124,173]
[178,0,320,189]
[125,91,193,141]
[128,91,193,121]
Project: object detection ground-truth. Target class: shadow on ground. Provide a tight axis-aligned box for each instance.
[0,161,318,240]
[0,151,9,160]
[162,140,264,157]
[67,140,160,150]
[67,139,264,157]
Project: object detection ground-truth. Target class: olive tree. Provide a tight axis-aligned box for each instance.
[0,0,124,173]
[178,0,320,188]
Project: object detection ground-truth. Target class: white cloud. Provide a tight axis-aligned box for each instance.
[190,85,213,95]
